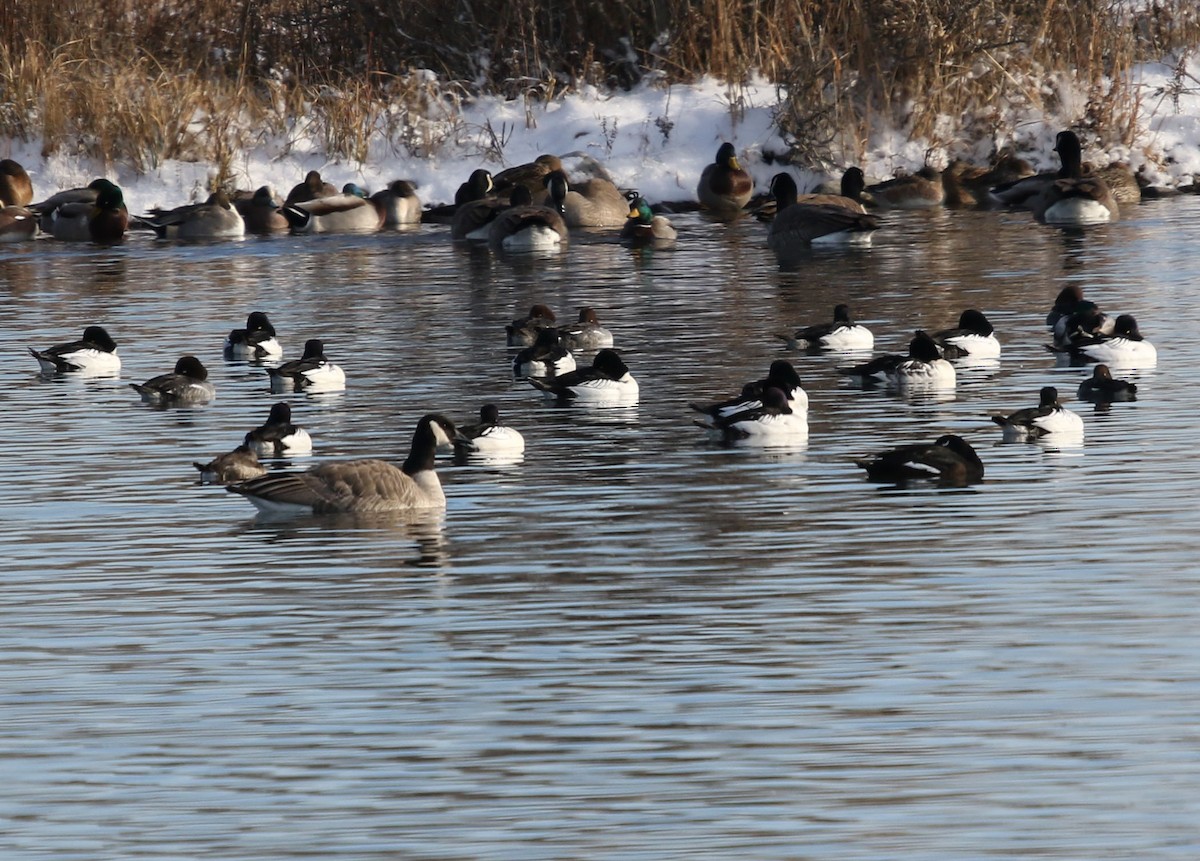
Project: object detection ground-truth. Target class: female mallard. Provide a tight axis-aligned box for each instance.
[697,142,754,215]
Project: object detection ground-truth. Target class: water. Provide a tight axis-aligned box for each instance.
[1,200,1199,858]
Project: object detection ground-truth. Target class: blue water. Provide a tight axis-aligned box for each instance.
[0,198,1198,858]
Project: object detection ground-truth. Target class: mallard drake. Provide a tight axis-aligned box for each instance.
[0,159,33,207]
[371,180,422,226]
[559,307,614,351]
[1077,364,1137,402]
[766,173,878,248]
[776,304,873,351]
[142,190,245,239]
[454,404,526,457]
[861,166,945,209]
[856,434,984,485]
[694,387,809,445]
[131,356,216,405]
[513,327,576,378]
[697,142,754,215]
[528,348,638,404]
[992,386,1084,440]
[224,311,283,361]
[507,304,558,346]
[0,205,37,242]
[488,171,568,251]
[30,325,121,376]
[234,186,289,233]
[227,414,459,514]
[930,309,1001,359]
[620,196,676,243]
[285,170,337,205]
[244,402,313,456]
[267,339,347,393]
[194,445,268,485]
[46,178,128,242]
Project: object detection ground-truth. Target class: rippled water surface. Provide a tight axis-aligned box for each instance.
[3,199,1200,858]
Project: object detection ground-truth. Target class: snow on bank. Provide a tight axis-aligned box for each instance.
[4,59,1200,215]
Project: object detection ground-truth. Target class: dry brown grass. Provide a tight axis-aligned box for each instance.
[1,0,1198,171]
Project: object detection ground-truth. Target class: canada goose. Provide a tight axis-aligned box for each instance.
[227,413,459,514]
[559,177,628,227]
[799,167,869,210]
[506,304,558,346]
[244,402,313,456]
[697,142,754,215]
[1077,365,1137,402]
[224,311,283,361]
[267,339,347,393]
[856,434,984,485]
[30,325,121,376]
[489,171,569,251]
[620,196,677,243]
[455,169,494,205]
[0,205,37,242]
[142,190,245,239]
[131,356,216,405]
[0,159,33,207]
[766,173,878,248]
[992,386,1084,441]
[992,130,1117,223]
[861,166,945,209]
[559,307,614,351]
[285,170,338,205]
[776,304,874,351]
[452,185,530,240]
[194,445,268,485]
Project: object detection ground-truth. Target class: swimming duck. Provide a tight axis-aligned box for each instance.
[284,170,338,205]
[30,325,121,376]
[227,413,459,515]
[46,178,128,242]
[1055,313,1156,368]
[992,386,1084,440]
[766,173,878,248]
[620,196,677,243]
[234,186,289,233]
[454,404,526,457]
[1078,364,1138,403]
[930,309,1001,359]
[697,142,754,215]
[559,307,614,351]
[506,304,558,346]
[513,327,576,378]
[0,159,33,207]
[776,304,874,351]
[690,359,808,418]
[861,166,945,209]
[694,386,809,444]
[528,348,639,404]
[856,434,984,485]
[371,180,422,226]
[840,332,955,389]
[0,205,37,242]
[267,339,347,393]
[142,190,245,239]
[224,311,284,361]
[244,402,313,456]
[452,185,530,240]
[131,356,216,405]
[30,178,107,232]
[194,444,268,485]
[281,191,385,233]
[492,154,565,197]
[489,171,569,251]
[940,152,1034,207]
